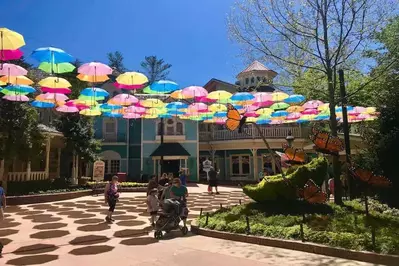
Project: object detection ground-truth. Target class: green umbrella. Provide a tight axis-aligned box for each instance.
[270,102,290,110]
[39,62,75,74]
[142,86,165,94]
[78,94,105,101]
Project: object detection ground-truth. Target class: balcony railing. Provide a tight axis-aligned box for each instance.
[199,126,304,141]
[102,133,127,143]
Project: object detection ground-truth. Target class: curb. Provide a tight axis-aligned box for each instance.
[7,190,93,205]
[92,187,147,193]
[191,225,399,266]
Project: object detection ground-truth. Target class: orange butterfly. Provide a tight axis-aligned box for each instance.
[298,179,328,204]
[282,143,306,164]
[225,103,247,133]
[309,128,344,155]
[351,168,391,188]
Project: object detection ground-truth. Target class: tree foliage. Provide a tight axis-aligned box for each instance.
[141,56,172,83]
[107,51,127,74]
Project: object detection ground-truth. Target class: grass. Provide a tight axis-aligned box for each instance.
[87,181,147,188]
[197,199,399,255]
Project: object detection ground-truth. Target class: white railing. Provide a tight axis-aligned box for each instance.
[199,126,302,141]
[8,171,48,182]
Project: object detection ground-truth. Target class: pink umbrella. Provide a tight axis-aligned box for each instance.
[3,95,29,102]
[302,109,319,115]
[181,86,208,99]
[195,96,216,103]
[245,112,259,117]
[254,92,273,102]
[41,87,72,94]
[78,62,113,76]
[65,100,90,110]
[287,112,302,120]
[353,106,366,114]
[125,106,146,114]
[269,120,283,125]
[123,113,142,119]
[38,93,69,101]
[0,49,23,61]
[252,100,274,107]
[110,94,139,105]
[303,100,324,109]
[0,63,27,76]
[56,105,79,113]
[215,118,227,124]
[113,82,145,90]
[188,103,208,112]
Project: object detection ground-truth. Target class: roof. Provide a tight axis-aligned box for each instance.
[150,143,190,157]
[203,78,239,89]
[237,61,278,78]
[38,124,63,136]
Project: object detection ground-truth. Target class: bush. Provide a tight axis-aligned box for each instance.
[198,199,399,255]
[87,181,147,188]
[243,157,328,202]
[7,179,88,196]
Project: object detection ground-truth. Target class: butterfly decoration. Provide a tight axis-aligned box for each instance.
[282,143,307,164]
[297,179,328,204]
[309,127,344,155]
[351,167,391,188]
[225,103,247,133]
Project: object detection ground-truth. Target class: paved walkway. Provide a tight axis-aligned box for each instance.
[0,185,378,265]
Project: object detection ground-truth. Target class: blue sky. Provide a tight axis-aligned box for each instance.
[3,0,246,87]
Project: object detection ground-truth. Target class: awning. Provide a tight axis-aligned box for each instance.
[150,143,190,157]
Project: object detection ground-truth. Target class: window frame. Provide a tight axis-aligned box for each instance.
[103,118,118,141]
[156,118,185,136]
[230,154,251,176]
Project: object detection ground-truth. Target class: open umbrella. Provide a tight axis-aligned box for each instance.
[2,84,35,94]
[303,100,324,109]
[78,62,113,76]
[37,93,69,102]
[56,105,80,113]
[116,72,149,89]
[39,77,71,88]
[181,86,208,99]
[284,94,305,104]
[41,87,72,94]
[80,87,109,97]
[110,94,139,106]
[103,112,123,118]
[140,98,165,108]
[32,47,74,63]
[271,92,289,102]
[166,102,188,110]
[207,90,232,104]
[39,62,75,74]
[0,63,28,76]
[123,113,142,119]
[77,73,109,83]
[31,101,55,108]
[230,92,254,102]
[0,49,23,61]
[125,105,146,114]
[150,80,179,93]
[3,94,29,102]
[0,28,25,50]
[270,102,290,110]
[0,75,33,85]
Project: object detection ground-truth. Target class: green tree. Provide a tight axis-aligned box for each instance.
[107,51,127,74]
[141,56,172,83]
[229,0,395,204]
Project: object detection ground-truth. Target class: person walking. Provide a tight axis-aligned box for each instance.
[104,176,120,223]
[147,175,158,195]
[0,181,6,254]
[179,169,187,186]
[208,167,219,195]
[147,188,159,227]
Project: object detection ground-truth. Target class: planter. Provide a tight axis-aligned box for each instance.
[92,187,147,193]
[191,224,399,266]
[7,190,92,205]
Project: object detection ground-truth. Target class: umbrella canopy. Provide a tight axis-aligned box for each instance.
[116,72,149,87]
[39,62,75,74]
[36,93,69,102]
[77,74,109,83]
[150,80,179,93]
[271,110,289,117]
[31,47,74,63]
[80,87,109,97]
[0,75,33,85]
[0,63,28,76]
[255,108,274,116]
[286,112,302,120]
[0,28,25,50]
[110,94,139,106]
[271,92,289,102]
[31,101,55,108]
[41,87,72,94]
[303,100,324,109]
[284,94,305,104]
[80,107,102,116]
[170,90,184,100]
[195,96,216,103]
[0,49,23,61]
[3,94,29,102]
[78,62,113,76]
[56,105,80,113]
[39,77,71,88]
[287,105,304,113]
[207,90,232,100]
[270,102,290,110]
[181,86,208,99]
[188,103,208,112]
[208,103,227,112]
[123,113,142,119]
[125,106,146,114]
[166,102,188,109]
[230,92,254,102]
[140,98,164,108]
[2,84,35,93]
[103,112,123,118]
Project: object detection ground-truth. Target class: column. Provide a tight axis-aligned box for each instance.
[56,148,61,178]
[251,149,258,180]
[26,161,31,181]
[45,136,51,179]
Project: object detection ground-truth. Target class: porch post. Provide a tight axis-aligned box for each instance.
[251,149,258,180]
[26,161,31,181]
[56,148,61,178]
[45,136,51,179]
[0,160,4,181]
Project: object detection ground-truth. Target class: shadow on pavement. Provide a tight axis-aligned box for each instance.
[6,254,59,266]
[69,245,114,256]
[12,244,58,255]
[30,230,70,239]
[69,235,110,245]
[33,223,67,230]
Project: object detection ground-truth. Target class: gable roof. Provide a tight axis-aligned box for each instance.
[203,78,238,90]
[237,61,278,78]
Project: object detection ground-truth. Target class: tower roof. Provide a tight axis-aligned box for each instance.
[237,61,277,78]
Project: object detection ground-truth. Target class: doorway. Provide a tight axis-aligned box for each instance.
[163,160,180,178]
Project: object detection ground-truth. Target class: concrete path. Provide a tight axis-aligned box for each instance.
[0,184,379,265]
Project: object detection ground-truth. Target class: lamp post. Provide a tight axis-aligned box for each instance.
[286,130,295,148]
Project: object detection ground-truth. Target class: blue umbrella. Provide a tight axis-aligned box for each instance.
[336,106,353,112]
[214,111,227,118]
[81,88,109,97]
[158,114,173,119]
[31,101,55,108]
[271,110,288,117]
[167,110,185,116]
[166,101,188,109]
[103,112,123,118]
[3,85,36,93]
[231,92,255,101]
[150,80,179,93]
[233,104,243,109]
[31,47,74,63]
[100,103,122,110]
[284,94,305,104]
[256,119,271,125]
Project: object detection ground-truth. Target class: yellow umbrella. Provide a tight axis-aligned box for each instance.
[255,108,274,116]
[207,90,232,101]
[0,80,6,86]
[235,100,254,106]
[318,103,330,111]
[39,77,71,88]
[140,98,165,108]
[287,105,304,113]
[271,92,289,102]
[142,114,157,119]
[146,108,166,115]
[245,117,257,123]
[116,72,148,85]
[80,107,101,116]
[0,28,25,50]
[170,90,184,100]
[0,75,33,85]
[365,107,376,114]
[208,103,227,112]
[77,74,109,83]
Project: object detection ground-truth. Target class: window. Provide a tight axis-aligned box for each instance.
[245,78,249,84]
[231,155,251,175]
[103,160,109,174]
[257,77,261,81]
[251,77,255,83]
[110,160,120,173]
[157,119,184,135]
[105,120,116,133]
[176,122,183,135]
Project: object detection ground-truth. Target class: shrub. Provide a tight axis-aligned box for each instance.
[87,182,147,188]
[7,179,88,196]
[243,157,328,202]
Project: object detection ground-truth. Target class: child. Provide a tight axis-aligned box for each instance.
[104,176,120,223]
[147,188,159,227]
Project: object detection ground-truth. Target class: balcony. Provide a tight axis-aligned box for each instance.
[102,132,127,143]
[156,131,186,141]
[199,125,305,142]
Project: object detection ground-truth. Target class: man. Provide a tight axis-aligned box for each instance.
[208,167,219,195]
[0,181,5,254]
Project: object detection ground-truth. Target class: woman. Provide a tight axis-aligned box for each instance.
[104,176,120,223]
[208,167,219,195]
[170,178,189,227]
[159,173,168,186]
[147,175,158,195]
[179,170,187,186]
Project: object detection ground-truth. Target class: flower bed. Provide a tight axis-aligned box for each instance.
[87,181,148,188]
[7,189,92,205]
[197,199,399,255]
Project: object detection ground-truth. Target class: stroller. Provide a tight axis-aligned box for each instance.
[154,198,188,239]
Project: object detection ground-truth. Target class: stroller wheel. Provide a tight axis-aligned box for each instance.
[181,226,188,235]
[154,231,163,240]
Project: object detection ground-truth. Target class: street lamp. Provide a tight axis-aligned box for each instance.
[286,130,295,148]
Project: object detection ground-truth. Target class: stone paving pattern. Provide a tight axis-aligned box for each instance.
[0,185,379,265]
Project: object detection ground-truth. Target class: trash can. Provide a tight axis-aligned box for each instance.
[117,172,127,182]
